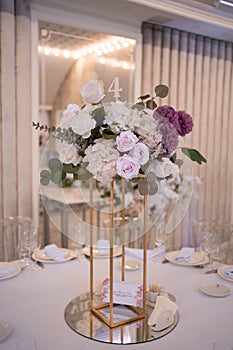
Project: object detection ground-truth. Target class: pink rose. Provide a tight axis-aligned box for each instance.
[116,131,138,152]
[130,143,149,165]
[116,155,140,180]
[96,160,117,183]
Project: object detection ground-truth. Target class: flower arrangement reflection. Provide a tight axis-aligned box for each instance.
[34,79,206,195]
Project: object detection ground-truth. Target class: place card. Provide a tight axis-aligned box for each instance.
[101,278,143,307]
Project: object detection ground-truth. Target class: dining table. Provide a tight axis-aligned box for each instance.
[0,250,233,350]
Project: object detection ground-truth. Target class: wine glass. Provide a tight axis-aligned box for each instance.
[21,228,40,269]
[201,229,219,271]
[153,220,168,261]
[74,223,87,261]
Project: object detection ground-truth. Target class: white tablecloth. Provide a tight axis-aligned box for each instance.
[1,255,233,350]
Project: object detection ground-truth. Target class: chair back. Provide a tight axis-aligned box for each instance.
[0,216,33,261]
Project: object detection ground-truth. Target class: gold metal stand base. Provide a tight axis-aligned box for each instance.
[64,292,179,344]
[91,303,145,328]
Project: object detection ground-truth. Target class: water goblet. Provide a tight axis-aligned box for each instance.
[21,228,40,269]
[74,223,87,261]
[153,221,168,261]
[201,229,219,272]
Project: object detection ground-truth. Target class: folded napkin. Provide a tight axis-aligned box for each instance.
[96,240,110,255]
[148,295,178,331]
[174,247,194,262]
[44,244,66,261]
[0,266,15,277]
[224,268,233,279]
[125,247,165,261]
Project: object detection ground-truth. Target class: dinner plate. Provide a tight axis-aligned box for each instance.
[82,246,122,258]
[32,248,76,263]
[199,283,231,297]
[165,250,207,266]
[0,262,21,281]
[217,265,233,282]
[0,320,12,343]
[117,260,141,271]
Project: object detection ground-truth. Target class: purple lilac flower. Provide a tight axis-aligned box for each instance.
[174,110,193,136]
[155,105,194,137]
[155,116,179,155]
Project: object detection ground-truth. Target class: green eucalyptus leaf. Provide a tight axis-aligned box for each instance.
[48,158,62,170]
[92,107,105,126]
[62,163,80,173]
[40,169,51,179]
[147,172,156,183]
[138,179,149,195]
[132,102,145,111]
[75,165,93,181]
[146,100,157,110]
[51,169,62,184]
[40,177,50,186]
[181,148,207,164]
[154,85,169,98]
[102,128,116,140]
[139,94,150,100]
[148,182,158,195]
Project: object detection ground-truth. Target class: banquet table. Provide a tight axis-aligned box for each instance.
[1,253,233,350]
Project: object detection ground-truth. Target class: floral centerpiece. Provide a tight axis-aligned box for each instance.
[34,79,206,199]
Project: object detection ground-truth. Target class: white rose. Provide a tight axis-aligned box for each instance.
[58,143,82,166]
[59,104,80,129]
[154,158,176,178]
[81,80,105,104]
[71,110,96,138]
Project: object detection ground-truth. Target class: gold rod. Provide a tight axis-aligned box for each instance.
[121,178,126,281]
[90,178,94,310]
[143,194,148,316]
[110,181,114,326]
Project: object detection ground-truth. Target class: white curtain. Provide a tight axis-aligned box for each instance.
[142,23,233,249]
[0,0,33,220]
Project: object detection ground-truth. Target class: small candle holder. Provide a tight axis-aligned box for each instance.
[149,283,160,303]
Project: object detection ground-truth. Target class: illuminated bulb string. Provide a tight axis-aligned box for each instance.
[38,38,135,64]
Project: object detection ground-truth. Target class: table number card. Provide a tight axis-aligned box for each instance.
[101,278,143,307]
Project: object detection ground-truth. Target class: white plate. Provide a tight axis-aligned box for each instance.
[0,262,21,281]
[199,283,231,297]
[82,246,122,258]
[217,265,233,282]
[117,260,141,271]
[0,320,12,342]
[165,250,207,266]
[32,248,76,263]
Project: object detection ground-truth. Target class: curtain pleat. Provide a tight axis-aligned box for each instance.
[0,0,32,221]
[142,23,233,248]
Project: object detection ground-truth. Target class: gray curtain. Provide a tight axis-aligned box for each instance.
[0,0,33,220]
[142,22,233,248]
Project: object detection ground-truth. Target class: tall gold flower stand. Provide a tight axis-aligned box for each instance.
[89,179,147,331]
[64,178,178,344]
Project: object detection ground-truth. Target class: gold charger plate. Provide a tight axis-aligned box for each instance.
[83,246,122,258]
[165,250,207,266]
[32,248,76,263]
[217,265,233,282]
[0,262,21,280]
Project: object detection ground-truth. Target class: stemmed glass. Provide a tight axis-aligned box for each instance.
[153,220,168,261]
[201,229,219,271]
[20,228,40,269]
[74,223,87,261]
